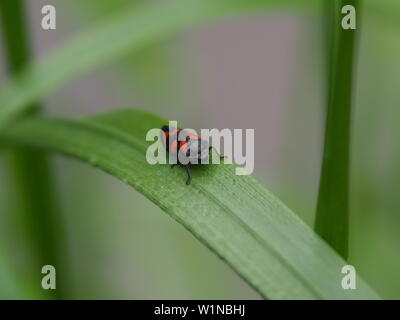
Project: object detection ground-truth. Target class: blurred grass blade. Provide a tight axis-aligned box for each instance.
[315,0,359,258]
[0,249,31,299]
[0,109,379,299]
[0,0,31,74]
[0,0,321,130]
[0,0,64,298]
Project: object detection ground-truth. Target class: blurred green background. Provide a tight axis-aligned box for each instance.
[0,0,399,299]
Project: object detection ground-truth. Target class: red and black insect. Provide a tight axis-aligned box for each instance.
[161,125,223,185]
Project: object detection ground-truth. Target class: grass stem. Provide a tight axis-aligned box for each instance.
[0,0,65,298]
[315,0,360,259]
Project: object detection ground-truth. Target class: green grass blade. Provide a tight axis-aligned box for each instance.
[0,249,30,299]
[315,0,359,259]
[0,0,320,130]
[0,0,65,298]
[0,0,31,73]
[0,109,379,299]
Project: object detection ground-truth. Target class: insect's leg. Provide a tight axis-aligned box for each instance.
[184,166,192,185]
[209,146,225,159]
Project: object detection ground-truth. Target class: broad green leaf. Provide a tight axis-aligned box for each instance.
[0,109,379,299]
[315,0,358,258]
[0,0,321,130]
